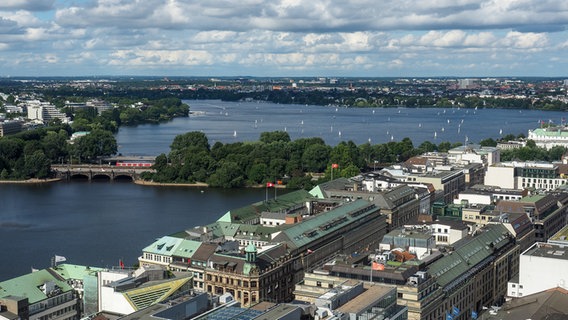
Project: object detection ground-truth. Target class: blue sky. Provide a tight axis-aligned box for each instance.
[0,0,567,77]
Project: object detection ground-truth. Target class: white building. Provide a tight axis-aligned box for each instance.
[448,144,500,167]
[407,221,469,246]
[454,185,527,206]
[485,161,568,191]
[97,267,193,315]
[528,127,568,150]
[24,100,67,122]
[508,242,568,298]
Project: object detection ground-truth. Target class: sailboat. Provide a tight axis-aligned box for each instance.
[233,130,237,138]
[434,131,437,139]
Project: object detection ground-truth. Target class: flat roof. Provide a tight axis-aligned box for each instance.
[523,242,568,261]
[336,285,395,314]
[548,224,568,244]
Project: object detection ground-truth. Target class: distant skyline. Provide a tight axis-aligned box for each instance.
[1,0,567,77]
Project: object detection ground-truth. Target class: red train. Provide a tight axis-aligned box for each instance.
[115,161,153,167]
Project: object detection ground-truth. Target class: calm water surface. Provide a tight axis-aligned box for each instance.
[0,182,271,280]
[1,100,566,280]
[116,100,567,155]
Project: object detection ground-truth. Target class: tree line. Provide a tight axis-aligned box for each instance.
[0,97,188,180]
[141,131,568,189]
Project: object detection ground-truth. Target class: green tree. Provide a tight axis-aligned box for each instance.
[207,161,244,188]
[42,130,69,163]
[302,144,331,172]
[526,139,537,148]
[341,164,361,178]
[548,146,566,161]
[259,131,291,144]
[74,130,117,162]
[24,150,51,179]
[418,141,437,153]
[248,163,268,184]
[480,138,497,147]
[437,141,452,152]
[170,131,210,152]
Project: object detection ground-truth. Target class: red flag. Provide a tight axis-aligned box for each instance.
[119,259,124,269]
[332,163,339,169]
[266,182,274,187]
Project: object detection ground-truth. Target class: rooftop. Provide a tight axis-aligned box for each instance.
[336,285,396,314]
[428,224,512,289]
[522,242,568,261]
[0,269,73,304]
[548,224,568,245]
[273,200,379,250]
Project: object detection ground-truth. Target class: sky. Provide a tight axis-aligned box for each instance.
[0,0,567,77]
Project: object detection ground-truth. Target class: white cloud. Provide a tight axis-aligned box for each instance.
[0,0,566,76]
[0,1,55,11]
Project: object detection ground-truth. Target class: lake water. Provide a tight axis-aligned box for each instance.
[116,100,567,156]
[1,100,565,280]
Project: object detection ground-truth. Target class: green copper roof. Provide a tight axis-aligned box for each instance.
[142,236,201,258]
[274,199,379,250]
[428,224,512,288]
[0,269,73,304]
[531,128,568,137]
[520,194,546,203]
[220,189,314,223]
[50,264,104,281]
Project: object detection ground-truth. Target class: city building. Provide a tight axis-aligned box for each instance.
[95,267,193,315]
[496,192,568,242]
[454,185,527,206]
[24,100,67,123]
[528,126,568,149]
[117,291,209,320]
[138,188,388,307]
[447,144,500,167]
[485,161,568,191]
[508,242,568,299]
[486,287,568,320]
[496,140,526,150]
[0,268,81,320]
[0,120,23,137]
[311,179,421,231]
[409,169,466,205]
[321,224,519,320]
[294,273,407,320]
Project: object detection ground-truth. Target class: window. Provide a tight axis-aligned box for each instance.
[316,281,322,287]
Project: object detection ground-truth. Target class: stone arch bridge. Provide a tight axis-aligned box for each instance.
[51,164,155,182]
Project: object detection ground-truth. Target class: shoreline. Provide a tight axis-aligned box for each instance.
[0,178,62,184]
[133,180,209,187]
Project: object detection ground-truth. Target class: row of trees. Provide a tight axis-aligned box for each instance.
[64,98,189,133]
[142,131,568,189]
[0,95,187,180]
[0,124,117,180]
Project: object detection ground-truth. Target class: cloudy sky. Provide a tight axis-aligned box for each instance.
[1,0,567,77]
